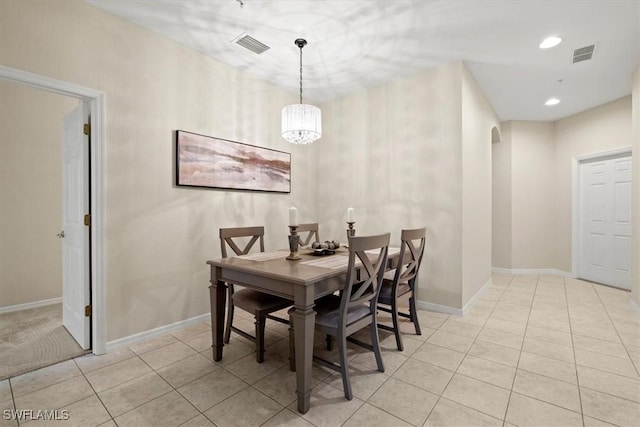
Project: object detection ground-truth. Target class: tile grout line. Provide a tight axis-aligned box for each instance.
[176,413,207,427]
[7,379,18,427]
[501,274,537,426]
[389,314,454,424]
[563,276,586,427]
[592,286,640,379]
[71,358,116,426]
[86,346,195,424]
[160,342,256,424]
[391,357,585,426]
[495,280,607,416]
[121,342,218,424]
[188,343,309,422]
[566,282,640,406]
[415,314,455,424]
[260,407,319,427]
[578,384,640,405]
[11,360,113,426]
[422,276,510,425]
[8,360,85,400]
[356,338,414,420]
[74,350,137,377]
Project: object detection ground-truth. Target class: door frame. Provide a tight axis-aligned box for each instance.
[0,65,106,354]
[572,146,633,281]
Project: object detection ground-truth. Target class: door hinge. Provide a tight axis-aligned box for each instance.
[83,123,90,136]
[84,214,91,227]
[85,305,92,317]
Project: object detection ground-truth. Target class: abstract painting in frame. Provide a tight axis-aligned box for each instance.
[176,130,291,193]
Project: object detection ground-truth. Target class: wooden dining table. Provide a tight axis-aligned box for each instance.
[206,247,399,413]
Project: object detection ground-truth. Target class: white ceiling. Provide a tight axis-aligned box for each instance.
[87,0,640,121]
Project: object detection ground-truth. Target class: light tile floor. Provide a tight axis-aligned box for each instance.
[1,274,639,426]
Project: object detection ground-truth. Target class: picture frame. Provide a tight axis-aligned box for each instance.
[176,130,291,193]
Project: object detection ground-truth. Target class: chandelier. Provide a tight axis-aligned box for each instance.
[281,39,322,144]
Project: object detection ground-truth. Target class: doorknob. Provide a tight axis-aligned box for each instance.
[57,230,65,238]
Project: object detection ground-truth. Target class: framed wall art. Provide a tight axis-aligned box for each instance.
[176,130,291,193]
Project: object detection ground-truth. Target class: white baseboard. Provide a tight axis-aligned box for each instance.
[492,267,574,277]
[417,277,492,317]
[416,300,463,316]
[630,298,640,314]
[0,297,62,314]
[106,313,211,352]
[462,278,492,315]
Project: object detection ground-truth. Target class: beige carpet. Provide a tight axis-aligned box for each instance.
[0,303,88,380]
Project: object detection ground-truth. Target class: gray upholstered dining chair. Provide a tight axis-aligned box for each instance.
[220,226,291,363]
[377,227,426,351]
[296,223,320,247]
[306,232,390,400]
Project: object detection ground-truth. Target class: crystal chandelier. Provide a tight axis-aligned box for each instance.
[281,39,322,144]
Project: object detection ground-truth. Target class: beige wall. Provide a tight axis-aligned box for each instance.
[0,82,76,308]
[317,64,464,309]
[554,96,633,272]
[461,66,498,304]
[492,122,512,268]
[492,121,556,270]
[1,0,313,340]
[632,66,640,305]
[317,62,496,310]
[511,121,556,269]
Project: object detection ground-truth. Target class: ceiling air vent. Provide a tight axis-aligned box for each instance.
[572,44,596,64]
[234,34,270,55]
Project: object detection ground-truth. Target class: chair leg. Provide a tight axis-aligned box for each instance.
[255,315,266,363]
[223,293,234,344]
[325,334,334,351]
[370,320,385,373]
[409,294,422,336]
[337,333,352,400]
[390,297,404,351]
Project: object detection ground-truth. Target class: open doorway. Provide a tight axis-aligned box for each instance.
[0,66,106,378]
[0,83,92,379]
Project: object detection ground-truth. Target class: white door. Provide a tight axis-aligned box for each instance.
[579,154,632,289]
[62,102,91,349]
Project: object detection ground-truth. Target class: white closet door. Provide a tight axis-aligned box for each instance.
[579,155,632,289]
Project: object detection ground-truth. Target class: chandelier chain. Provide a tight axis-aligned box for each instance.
[299,45,303,104]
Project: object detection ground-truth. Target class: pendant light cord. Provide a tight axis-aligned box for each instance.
[299,45,303,104]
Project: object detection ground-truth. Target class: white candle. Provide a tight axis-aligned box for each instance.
[289,206,299,226]
[347,207,354,222]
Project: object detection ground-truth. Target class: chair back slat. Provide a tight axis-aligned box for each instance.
[393,227,426,284]
[341,233,390,321]
[220,226,265,258]
[297,223,320,246]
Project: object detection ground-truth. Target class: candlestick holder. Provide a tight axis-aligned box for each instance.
[346,221,356,238]
[286,225,302,260]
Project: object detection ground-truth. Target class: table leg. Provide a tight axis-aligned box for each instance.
[290,303,315,414]
[209,275,227,362]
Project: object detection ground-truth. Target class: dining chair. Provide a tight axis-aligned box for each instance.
[377,227,426,351]
[304,232,390,400]
[220,226,291,363]
[297,223,320,246]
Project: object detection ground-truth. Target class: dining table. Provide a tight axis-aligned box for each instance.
[207,246,399,413]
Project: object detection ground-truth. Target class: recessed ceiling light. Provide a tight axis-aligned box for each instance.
[539,36,562,49]
[545,98,560,106]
